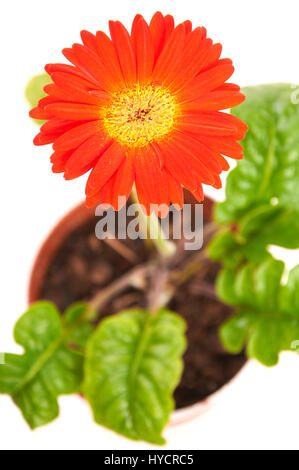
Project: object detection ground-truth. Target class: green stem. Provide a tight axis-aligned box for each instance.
[130,185,176,257]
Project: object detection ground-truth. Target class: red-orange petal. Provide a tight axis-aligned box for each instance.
[95,31,124,85]
[40,118,80,134]
[182,91,245,112]
[156,136,215,191]
[198,135,244,159]
[109,21,136,86]
[176,133,222,174]
[218,155,230,171]
[64,133,112,180]
[53,120,103,151]
[200,43,222,72]
[134,178,151,215]
[216,83,240,92]
[178,112,240,137]
[44,102,102,120]
[86,142,126,197]
[183,20,192,34]
[164,15,175,41]
[29,106,51,120]
[45,63,99,86]
[80,30,98,53]
[50,71,105,92]
[193,184,204,202]
[44,83,105,107]
[211,173,222,189]
[112,155,135,209]
[167,172,184,209]
[216,113,248,140]
[170,33,214,91]
[99,176,116,207]
[86,190,101,208]
[149,11,166,61]
[170,131,220,181]
[50,150,73,173]
[33,132,59,146]
[134,146,169,213]
[152,24,186,86]
[62,47,100,85]
[131,15,154,84]
[178,63,235,102]
[71,44,115,91]
[36,95,64,109]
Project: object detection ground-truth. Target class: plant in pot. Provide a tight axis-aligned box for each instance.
[1,12,299,445]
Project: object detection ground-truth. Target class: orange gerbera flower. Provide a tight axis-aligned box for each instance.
[30,12,247,214]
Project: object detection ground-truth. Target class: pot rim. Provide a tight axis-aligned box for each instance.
[28,199,247,427]
[169,360,250,426]
[28,201,95,305]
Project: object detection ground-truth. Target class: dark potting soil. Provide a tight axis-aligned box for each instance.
[39,213,246,410]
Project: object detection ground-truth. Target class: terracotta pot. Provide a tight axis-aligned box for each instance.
[28,198,247,426]
[28,203,95,304]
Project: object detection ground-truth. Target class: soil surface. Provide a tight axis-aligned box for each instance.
[39,205,246,409]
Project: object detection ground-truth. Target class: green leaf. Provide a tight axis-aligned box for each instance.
[210,204,299,266]
[84,308,186,445]
[25,73,51,125]
[280,265,299,314]
[220,313,253,354]
[218,259,299,366]
[238,204,282,238]
[208,224,272,267]
[211,84,299,266]
[208,230,242,267]
[64,303,96,349]
[240,204,299,251]
[0,301,93,429]
[210,83,299,366]
[216,84,299,223]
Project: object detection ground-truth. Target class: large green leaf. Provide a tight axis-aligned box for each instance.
[216,84,299,223]
[217,259,299,366]
[84,309,186,445]
[209,203,299,265]
[210,84,299,266]
[0,301,93,429]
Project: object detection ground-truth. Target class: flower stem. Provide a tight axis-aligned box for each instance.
[130,185,176,258]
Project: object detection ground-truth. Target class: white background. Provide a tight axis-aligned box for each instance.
[0,0,299,450]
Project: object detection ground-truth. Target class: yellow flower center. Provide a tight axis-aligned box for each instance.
[102,85,178,148]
